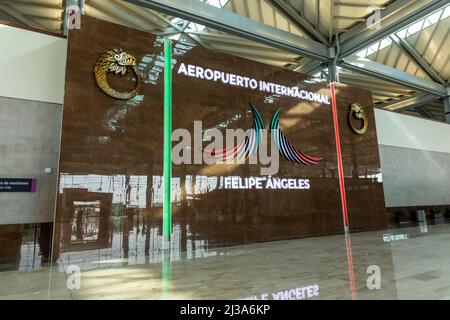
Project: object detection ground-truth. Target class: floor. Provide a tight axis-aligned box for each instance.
[1,223,450,300]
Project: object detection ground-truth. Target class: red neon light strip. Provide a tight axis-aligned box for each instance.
[330,82,357,299]
[345,234,358,300]
[330,82,349,228]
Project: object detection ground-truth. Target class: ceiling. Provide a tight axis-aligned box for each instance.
[0,0,448,122]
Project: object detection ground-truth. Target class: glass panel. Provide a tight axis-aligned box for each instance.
[1,7,450,302]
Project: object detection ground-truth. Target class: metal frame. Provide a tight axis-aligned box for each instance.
[292,60,325,75]
[339,0,449,57]
[390,34,447,86]
[416,106,435,119]
[0,2,49,30]
[267,0,329,44]
[339,56,448,98]
[122,0,449,119]
[123,0,330,61]
[378,94,441,111]
[445,97,450,123]
[335,0,449,117]
[328,60,339,82]
[3,0,449,109]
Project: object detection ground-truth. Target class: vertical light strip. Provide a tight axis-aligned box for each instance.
[345,233,358,300]
[330,82,349,231]
[162,252,171,298]
[163,38,173,244]
[331,82,357,299]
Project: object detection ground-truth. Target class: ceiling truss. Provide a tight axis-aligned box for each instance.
[0,0,449,122]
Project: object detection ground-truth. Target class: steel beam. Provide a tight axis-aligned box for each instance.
[416,106,435,119]
[377,94,440,111]
[339,56,449,97]
[0,7,27,25]
[328,60,339,82]
[292,60,326,75]
[390,34,447,85]
[123,0,330,61]
[339,0,449,57]
[445,97,450,123]
[0,3,48,30]
[267,0,328,44]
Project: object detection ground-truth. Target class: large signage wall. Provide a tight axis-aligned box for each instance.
[54,17,386,257]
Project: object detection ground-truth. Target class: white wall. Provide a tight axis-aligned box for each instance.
[0,97,62,224]
[375,109,450,154]
[0,24,67,104]
[375,109,450,207]
[0,24,67,224]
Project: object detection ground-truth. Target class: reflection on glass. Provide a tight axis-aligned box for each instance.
[417,210,428,233]
[0,223,52,272]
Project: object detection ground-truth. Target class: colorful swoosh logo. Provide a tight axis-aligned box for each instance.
[203,102,264,161]
[270,108,323,165]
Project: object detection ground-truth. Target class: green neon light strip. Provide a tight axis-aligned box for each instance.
[162,252,171,297]
[163,38,172,243]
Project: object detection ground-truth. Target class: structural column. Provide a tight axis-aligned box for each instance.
[444,96,450,124]
[328,60,339,83]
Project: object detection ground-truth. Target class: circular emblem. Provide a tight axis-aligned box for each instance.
[94,48,141,100]
[349,103,368,135]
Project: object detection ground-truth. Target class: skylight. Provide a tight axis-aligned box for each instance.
[205,0,231,8]
[356,4,450,58]
[169,0,230,34]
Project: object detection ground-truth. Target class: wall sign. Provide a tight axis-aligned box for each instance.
[349,103,368,135]
[202,103,323,166]
[223,176,311,190]
[59,16,387,250]
[177,62,331,104]
[94,48,141,100]
[270,108,323,165]
[0,178,36,192]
